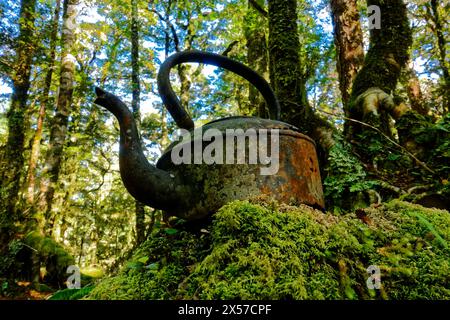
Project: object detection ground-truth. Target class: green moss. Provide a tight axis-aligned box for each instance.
[88,199,449,300]
[24,231,74,265]
[23,231,75,284]
[351,0,412,99]
[49,286,94,300]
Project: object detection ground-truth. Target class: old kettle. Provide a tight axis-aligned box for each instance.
[94,50,324,220]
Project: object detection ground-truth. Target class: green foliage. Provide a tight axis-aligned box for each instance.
[397,112,450,198]
[405,0,449,115]
[49,285,94,300]
[164,228,178,235]
[0,239,25,278]
[88,199,450,300]
[323,137,377,211]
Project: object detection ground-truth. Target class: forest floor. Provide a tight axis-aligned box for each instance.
[0,281,54,300]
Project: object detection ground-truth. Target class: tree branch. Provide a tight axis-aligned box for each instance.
[249,0,268,17]
[0,57,13,77]
[221,41,239,56]
[149,8,180,52]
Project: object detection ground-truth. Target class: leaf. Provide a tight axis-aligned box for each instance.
[387,154,401,161]
[126,261,144,270]
[164,228,178,235]
[137,256,149,264]
[49,286,94,300]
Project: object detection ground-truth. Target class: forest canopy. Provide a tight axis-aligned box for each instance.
[0,0,448,300]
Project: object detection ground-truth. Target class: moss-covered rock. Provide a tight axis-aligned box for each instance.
[88,199,449,300]
[23,231,75,286]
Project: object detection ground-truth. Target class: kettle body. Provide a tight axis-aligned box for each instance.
[95,51,324,220]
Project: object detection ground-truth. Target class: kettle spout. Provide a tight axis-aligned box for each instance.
[94,87,193,213]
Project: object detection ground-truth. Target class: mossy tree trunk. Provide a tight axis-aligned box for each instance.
[245,0,269,118]
[177,16,195,114]
[267,0,309,127]
[349,0,413,138]
[426,0,449,113]
[267,0,335,154]
[37,0,79,235]
[1,0,37,223]
[25,0,62,205]
[131,0,146,246]
[351,0,412,98]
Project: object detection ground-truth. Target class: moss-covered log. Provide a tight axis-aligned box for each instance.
[0,231,74,288]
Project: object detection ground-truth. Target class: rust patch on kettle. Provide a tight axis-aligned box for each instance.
[255,129,324,210]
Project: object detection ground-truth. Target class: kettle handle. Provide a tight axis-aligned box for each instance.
[157,50,281,130]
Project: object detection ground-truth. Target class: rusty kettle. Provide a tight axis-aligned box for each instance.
[94,50,324,220]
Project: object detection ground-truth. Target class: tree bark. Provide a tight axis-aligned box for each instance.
[131,0,146,246]
[426,0,449,112]
[402,60,428,116]
[25,0,62,205]
[1,0,37,218]
[177,26,193,114]
[37,0,79,234]
[267,0,335,154]
[245,0,269,118]
[349,0,412,136]
[268,0,309,126]
[330,0,364,113]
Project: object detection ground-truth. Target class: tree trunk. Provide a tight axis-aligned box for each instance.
[402,61,428,116]
[427,0,449,112]
[267,0,309,126]
[267,0,335,153]
[350,0,412,136]
[131,0,146,245]
[245,0,269,118]
[25,0,62,205]
[37,0,79,234]
[330,0,364,114]
[172,1,193,115]
[1,0,37,219]
[177,30,193,114]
